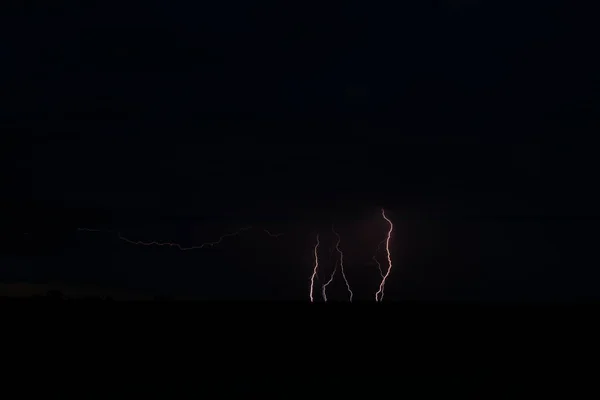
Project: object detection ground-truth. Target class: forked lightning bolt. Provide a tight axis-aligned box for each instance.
[77,210,394,302]
[372,239,386,278]
[375,209,394,302]
[309,233,320,303]
[322,260,338,302]
[332,225,353,302]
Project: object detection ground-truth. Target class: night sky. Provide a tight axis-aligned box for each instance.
[1,2,598,301]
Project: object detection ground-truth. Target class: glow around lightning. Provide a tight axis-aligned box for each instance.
[332,225,353,302]
[76,209,396,302]
[375,209,394,302]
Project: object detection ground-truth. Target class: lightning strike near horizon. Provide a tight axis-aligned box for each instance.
[321,260,338,302]
[375,209,394,302]
[372,239,386,278]
[309,233,320,303]
[76,210,392,301]
[332,225,353,302]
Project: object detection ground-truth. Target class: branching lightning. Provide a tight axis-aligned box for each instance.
[321,260,338,302]
[332,225,353,302]
[372,239,386,278]
[309,233,320,303]
[375,209,394,302]
[75,209,396,302]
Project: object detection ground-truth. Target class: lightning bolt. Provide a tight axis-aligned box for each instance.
[321,260,338,302]
[77,212,392,302]
[78,226,280,251]
[332,225,353,302]
[375,209,394,302]
[309,233,320,303]
[372,239,386,278]
[117,227,252,250]
[263,229,284,238]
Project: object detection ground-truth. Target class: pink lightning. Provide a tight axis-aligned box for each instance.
[375,209,394,302]
[78,215,394,301]
[321,260,338,302]
[309,233,320,302]
[263,229,284,238]
[78,226,282,251]
[117,227,252,250]
[332,225,353,302]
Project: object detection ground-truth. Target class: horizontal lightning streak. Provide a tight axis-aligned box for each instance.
[117,227,251,250]
[263,229,284,238]
[77,226,282,251]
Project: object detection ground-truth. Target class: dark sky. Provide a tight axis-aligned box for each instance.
[1,2,598,300]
